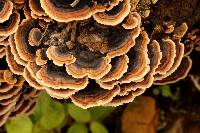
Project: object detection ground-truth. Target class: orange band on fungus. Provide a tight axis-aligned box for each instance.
[122,12,141,29]
[0,11,20,36]
[35,48,48,66]
[70,82,120,109]
[119,40,162,96]
[14,19,39,62]
[36,64,88,90]
[98,54,129,82]
[45,87,78,99]
[93,0,131,26]
[66,48,112,79]
[8,35,27,66]
[104,92,135,107]
[29,0,46,17]
[154,56,192,85]
[155,38,176,75]
[5,46,25,75]
[154,40,184,81]
[0,0,13,23]
[107,26,140,58]
[119,31,150,83]
[23,68,43,90]
[40,0,105,23]
[46,46,76,66]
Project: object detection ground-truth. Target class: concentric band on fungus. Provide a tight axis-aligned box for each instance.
[0,69,40,126]
[0,0,13,23]
[93,0,131,26]
[0,11,20,36]
[40,0,106,23]
[0,0,193,109]
[70,81,120,109]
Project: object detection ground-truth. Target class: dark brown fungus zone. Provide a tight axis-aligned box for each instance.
[0,0,13,23]
[0,11,20,36]
[39,0,106,22]
[93,0,131,26]
[0,70,40,126]
[46,46,76,66]
[119,40,162,96]
[70,80,120,109]
[154,56,192,85]
[119,31,150,83]
[155,38,176,75]
[36,64,89,90]
[1,0,192,108]
[5,45,25,75]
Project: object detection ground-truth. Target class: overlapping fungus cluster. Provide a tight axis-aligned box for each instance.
[0,69,40,126]
[0,0,193,108]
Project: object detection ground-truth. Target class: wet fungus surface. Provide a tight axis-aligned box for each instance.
[0,0,193,109]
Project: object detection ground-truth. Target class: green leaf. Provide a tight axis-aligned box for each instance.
[68,103,91,123]
[90,107,115,121]
[39,93,65,130]
[31,92,48,123]
[67,123,88,133]
[160,85,173,97]
[90,121,108,133]
[32,123,52,133]
[5,116,33,133]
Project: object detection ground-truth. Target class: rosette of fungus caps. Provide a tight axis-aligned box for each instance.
[6,0,192,108]
[0,70,40,126]
[0,0,20,37]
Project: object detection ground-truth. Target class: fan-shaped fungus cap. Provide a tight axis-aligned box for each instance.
[8,35,27,66]
[70,81,120,109]
[36,64,88,90]
[29,0,46,17]
[155,38,176,75]
[107,26,140,58]
[122,12,141,29]
[14,19,40,62]
[154,40,184,81]
[119,40,162,96]
[4,0,192,109]
[119,31,150,83]
[0,70,40,126]
[98,54,129,82]
[66,48,112,79]
[45,87,78,99]
[6,46,25,75]
[104,92,136,107]
[36,48,48,66]
[154,56,192,85]
[39,0,106,23]
[46,46,76,66]
[0,11,20,36]
[93,0,131,26]
[0,0,13,23]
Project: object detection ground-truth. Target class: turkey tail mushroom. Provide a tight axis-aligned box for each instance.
[0,70,40,126]
[0,0,193,108]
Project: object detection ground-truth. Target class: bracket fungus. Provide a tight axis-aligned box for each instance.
[0,0,193,109]
[0,70,40,126]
